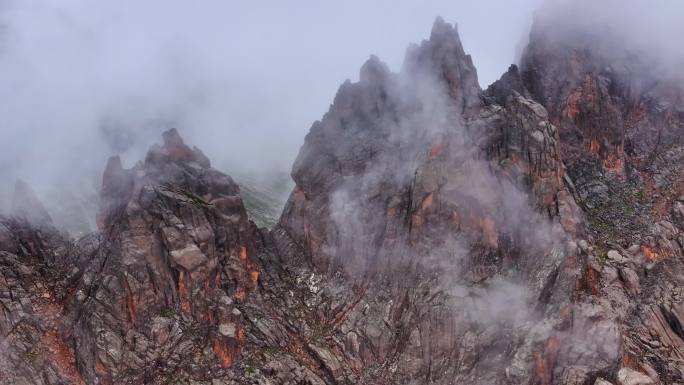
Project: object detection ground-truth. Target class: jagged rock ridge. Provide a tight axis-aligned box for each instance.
[1,12,684,385]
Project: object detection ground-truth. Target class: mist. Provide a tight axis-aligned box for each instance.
[1,0,682,224]
[0,0,544,217]
[531,0,684,78]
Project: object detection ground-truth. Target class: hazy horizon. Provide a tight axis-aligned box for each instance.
[1,0,682,218]
[0,0,544,212]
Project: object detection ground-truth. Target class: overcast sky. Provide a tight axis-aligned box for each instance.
[0,0,547,205]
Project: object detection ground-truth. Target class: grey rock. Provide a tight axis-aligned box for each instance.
[617,368,654,385]
[608,250,629,263]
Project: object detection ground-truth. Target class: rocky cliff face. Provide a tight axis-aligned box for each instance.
[2,12,684,385]
[517,3,684,383]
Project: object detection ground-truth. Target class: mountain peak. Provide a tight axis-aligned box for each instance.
[402,17,481,112]
[429,16,463,50]
[145,128,211,168]
[162,127,185,148]
[359,54,390,84]
[96,155,133,230]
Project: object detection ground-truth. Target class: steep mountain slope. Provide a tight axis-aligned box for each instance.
[1,13,684,385]
[516,2,684,382]
[275,18,581,384]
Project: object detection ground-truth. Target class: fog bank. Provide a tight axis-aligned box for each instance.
[0,0,543,215]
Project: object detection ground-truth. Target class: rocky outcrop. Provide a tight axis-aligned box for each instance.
[520,0,684,180]
[517,3,684,383]
[275,17,582,385]
[68,128,263,384]
[280,17,572,273]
